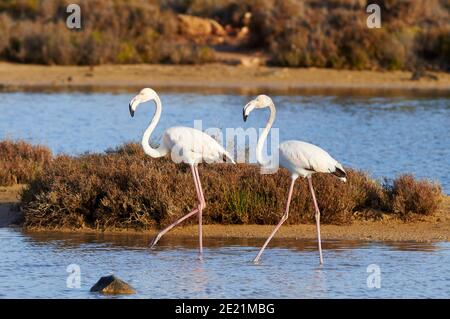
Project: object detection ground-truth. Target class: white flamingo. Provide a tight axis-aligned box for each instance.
[243,95,347,264]
[129,88,235,257]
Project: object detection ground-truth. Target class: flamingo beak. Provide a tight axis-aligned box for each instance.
[129,98,137,117]
[243,101,255,122]
[242,100,256,122]
[129,104,134,117]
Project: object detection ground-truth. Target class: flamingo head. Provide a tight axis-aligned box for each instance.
[243,95,274,122]
[129,88,158,117]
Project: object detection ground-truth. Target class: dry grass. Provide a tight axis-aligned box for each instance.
[0,140,52,186]
[0,0,216,65]
[383,174,443,220]
[250,0,449,71]
[18,142,444,230]
[0,0,448,70]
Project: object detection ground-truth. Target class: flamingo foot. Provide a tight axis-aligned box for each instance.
[149,234,161,249]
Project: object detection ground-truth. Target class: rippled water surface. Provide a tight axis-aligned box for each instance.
[0,92,448,192]
[1,91,449,298]
[0,228,449,298]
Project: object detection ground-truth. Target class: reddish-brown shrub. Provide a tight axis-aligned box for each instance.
[0,140,52,186]
[0,0,448,70]
[384,174,443,219]
[20,142,444,231]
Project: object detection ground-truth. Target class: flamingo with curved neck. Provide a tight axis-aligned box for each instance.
[243,95,347,264]
[129,88,235,258]
[131,92,168,158]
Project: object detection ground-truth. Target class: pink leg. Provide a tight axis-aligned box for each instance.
[253,177,297,263]
[308,176,324,265]
[150,165,202,248]
[194,166,206,256]
[194,166,205,205]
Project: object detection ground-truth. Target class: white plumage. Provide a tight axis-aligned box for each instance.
[162,126,235,165]
[129,88,234,166]
[129,88,234,257]
[243,94,347,264]
[279,140,346,182]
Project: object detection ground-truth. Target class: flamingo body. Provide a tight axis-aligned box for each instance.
[279,140,346,181]
[163,126,234,165]
[129,88,234,258]
[243,94,347,264]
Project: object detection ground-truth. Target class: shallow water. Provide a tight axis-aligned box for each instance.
[0,92,448,192]
[0,228,449,298]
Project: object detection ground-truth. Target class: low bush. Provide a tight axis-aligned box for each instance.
[18,142,444,230]
[0,0,448,70]
[0,0,217,65]
[384,174,443,219]
[0,140,52,186]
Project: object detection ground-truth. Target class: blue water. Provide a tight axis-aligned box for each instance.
[0,228,448,298]
[0,92,448,192]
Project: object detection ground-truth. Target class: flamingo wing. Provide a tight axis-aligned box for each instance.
[279,140,345,178]
[164,126,235,164]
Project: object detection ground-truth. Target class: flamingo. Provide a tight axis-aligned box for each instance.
[243,95,347,264]
[129,88,235,257]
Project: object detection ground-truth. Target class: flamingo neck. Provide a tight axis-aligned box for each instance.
[256,102,276,166]
[142,95,167,158]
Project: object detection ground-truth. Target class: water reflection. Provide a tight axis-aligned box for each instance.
[0,228,449,298]
[2,85,450,98]
[21,229,443,253]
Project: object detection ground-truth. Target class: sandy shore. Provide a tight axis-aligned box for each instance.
[1,185,449,242]
[1,62,450,94]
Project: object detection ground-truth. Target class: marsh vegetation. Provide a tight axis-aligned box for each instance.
[0,0,448,70]
[0,141,439,230]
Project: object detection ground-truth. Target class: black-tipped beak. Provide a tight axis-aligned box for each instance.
[129,102,135,117]
[243,109,248,122]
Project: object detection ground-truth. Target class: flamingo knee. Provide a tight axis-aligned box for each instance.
[199,199,206,211]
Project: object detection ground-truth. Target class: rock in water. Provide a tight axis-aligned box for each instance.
[90,275,135,295]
